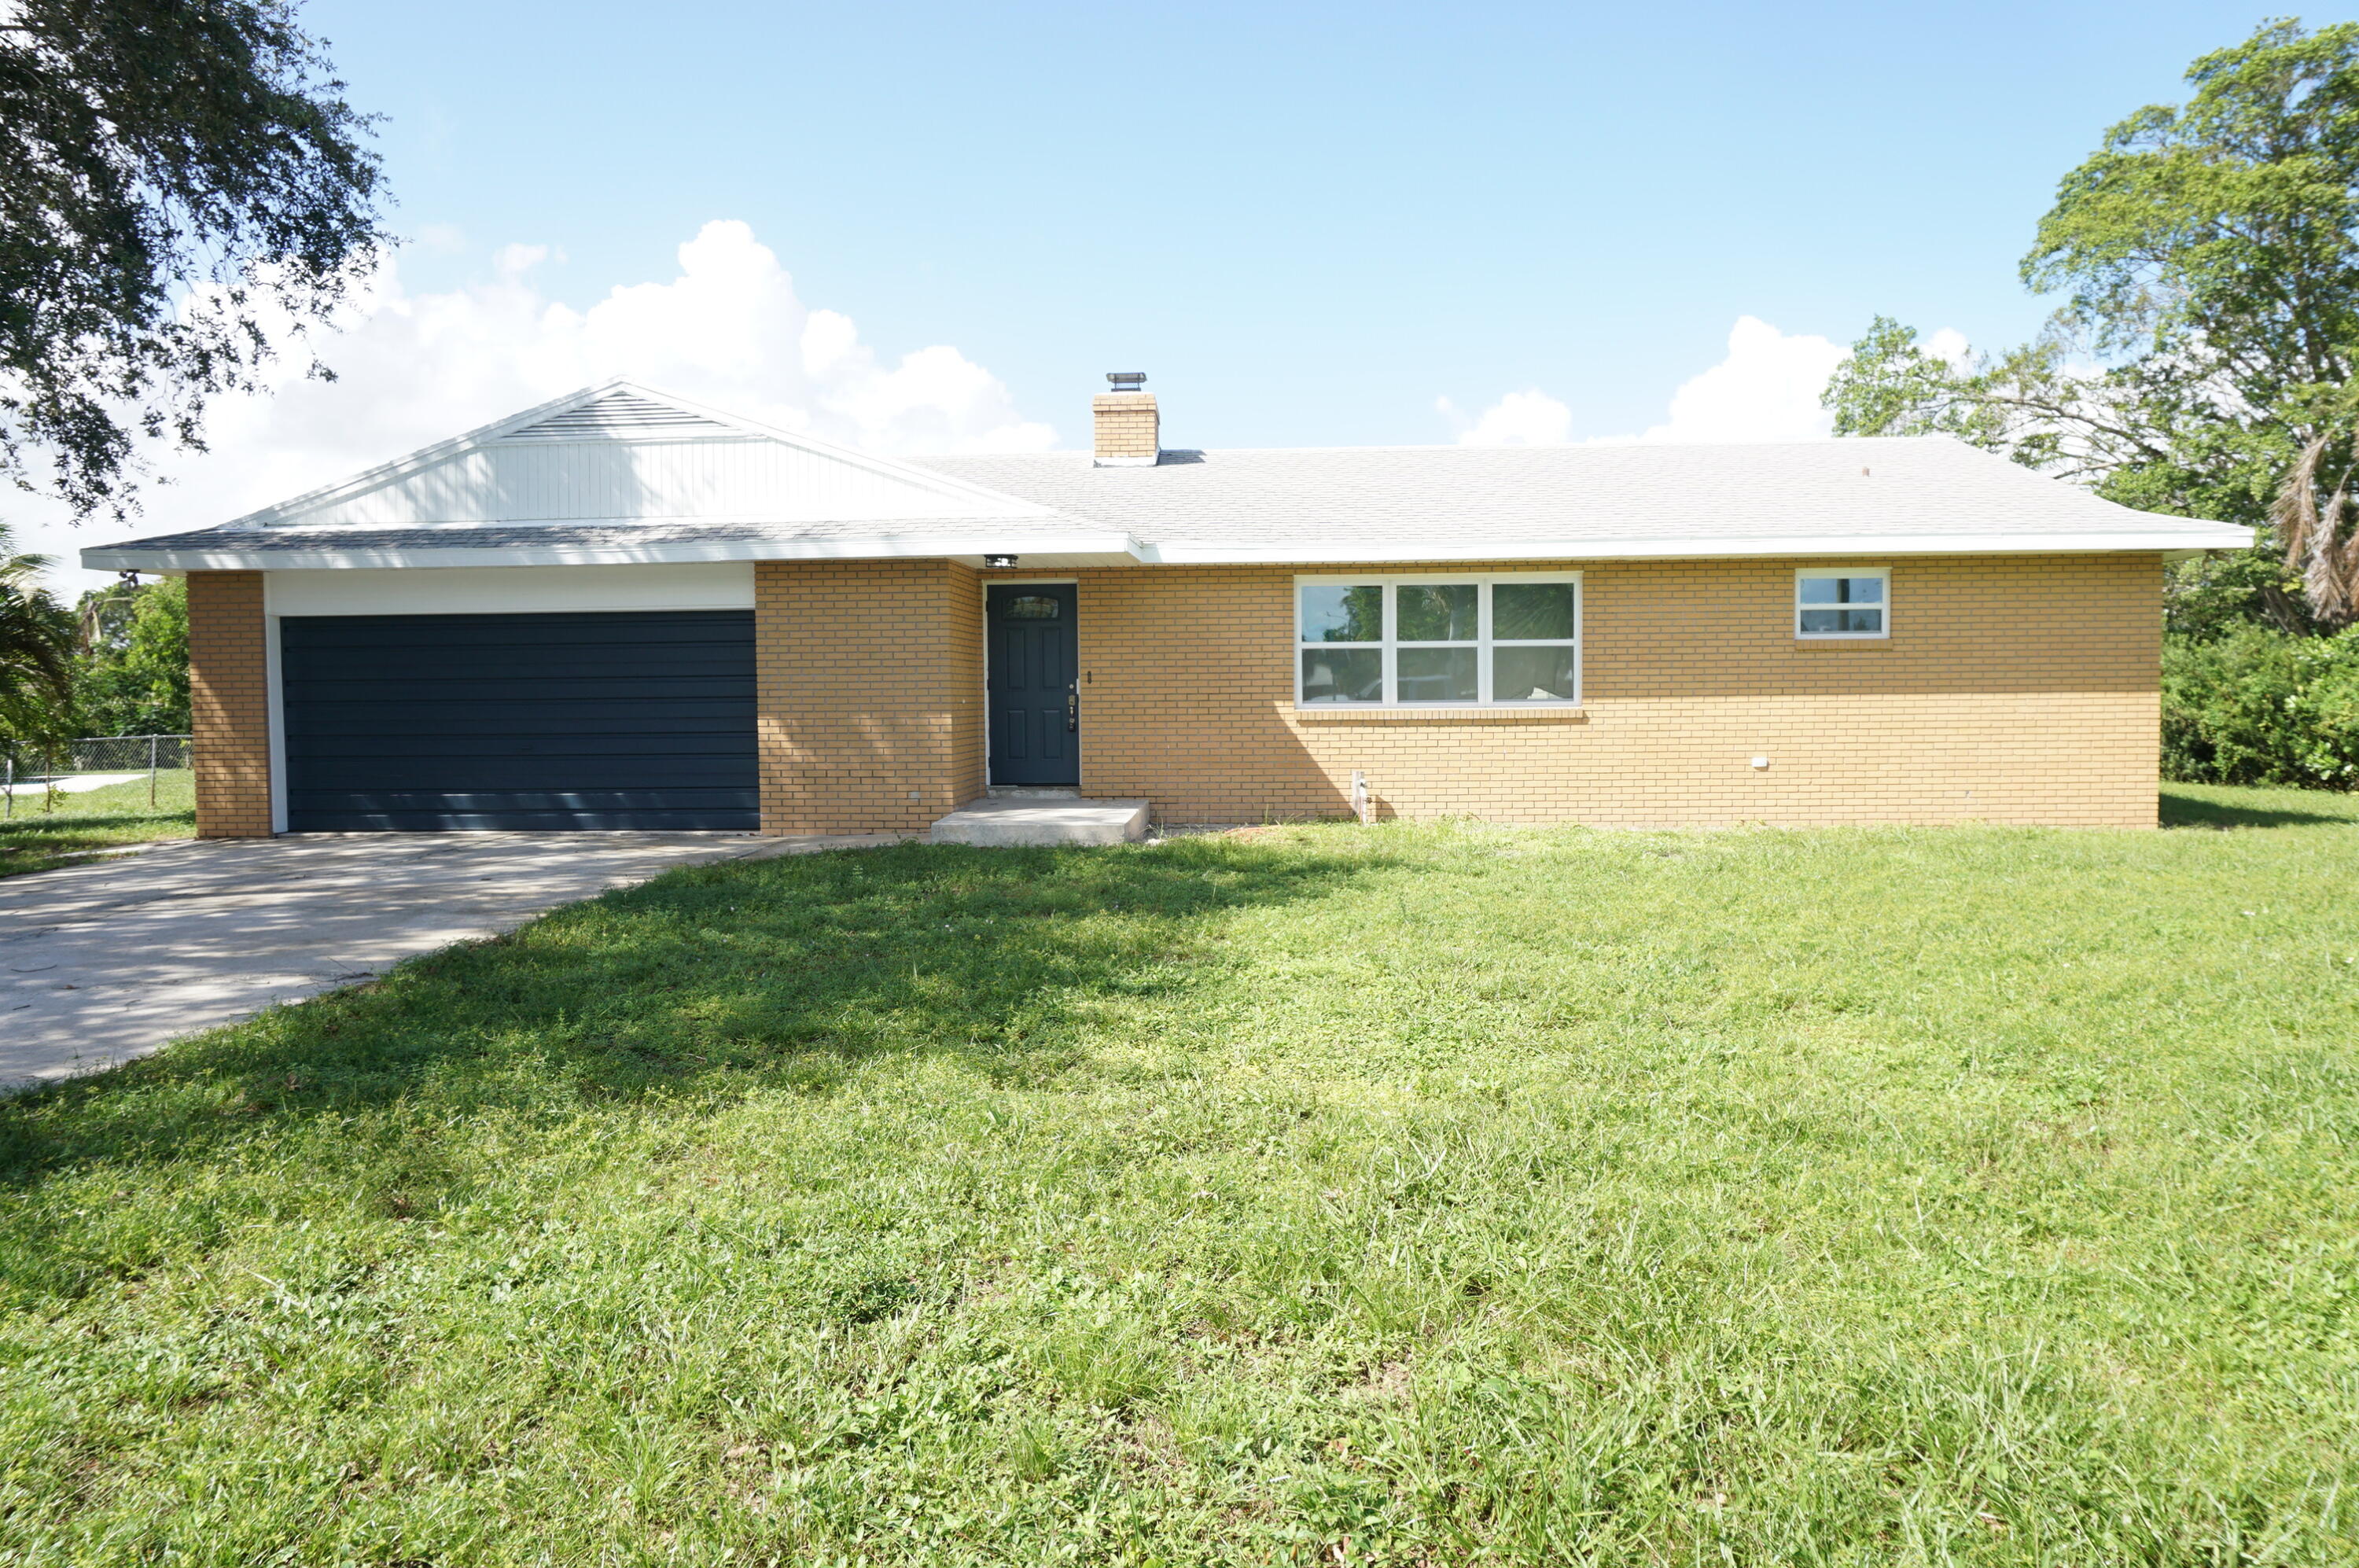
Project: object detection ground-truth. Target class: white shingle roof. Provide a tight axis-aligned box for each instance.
[914,437,2250,560]
[82,388,2253,574]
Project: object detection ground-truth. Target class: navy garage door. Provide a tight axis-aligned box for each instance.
[282,610,758,831]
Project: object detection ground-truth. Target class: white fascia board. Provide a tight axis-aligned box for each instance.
[264,562,758,616]
[83,530,1149,573]
[1137,526,2257,564]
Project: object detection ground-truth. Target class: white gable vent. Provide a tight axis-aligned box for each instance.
[501,390,738,442]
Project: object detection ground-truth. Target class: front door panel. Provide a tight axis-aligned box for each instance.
[986,583,1079,786]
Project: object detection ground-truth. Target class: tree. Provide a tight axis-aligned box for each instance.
[1824,20,2359,631]
[0,523,74,745]
[1,0,388,521]
[72,575,188,735]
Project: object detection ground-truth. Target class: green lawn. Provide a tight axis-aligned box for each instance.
[0,768,193,879]
[3,786,2355,1565]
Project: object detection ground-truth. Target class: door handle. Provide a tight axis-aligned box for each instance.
[1067,683,1078,732]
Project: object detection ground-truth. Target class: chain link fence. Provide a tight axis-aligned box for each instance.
[2,734,191,817]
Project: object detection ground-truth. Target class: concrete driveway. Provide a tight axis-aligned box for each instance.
[1,832,897,1088]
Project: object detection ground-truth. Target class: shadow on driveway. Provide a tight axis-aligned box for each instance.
[0,833,821,1087]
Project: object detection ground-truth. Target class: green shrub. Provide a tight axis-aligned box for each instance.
[2162,623,2359,787]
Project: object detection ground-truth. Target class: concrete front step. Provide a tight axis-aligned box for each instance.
[930,797,1149,847]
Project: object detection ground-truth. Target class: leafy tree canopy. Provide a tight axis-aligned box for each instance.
[1824,20,2359,631]
[72,575,187,736]
[1,0,388,521]
[0,523,73,744]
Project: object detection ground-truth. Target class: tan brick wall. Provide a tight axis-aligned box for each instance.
[993,553,2162,829]
[185,571,274,837]
[946,561,986,803]
[1091,394,1159,459]
[755,558,985,834]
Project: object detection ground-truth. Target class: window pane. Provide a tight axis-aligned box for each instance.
[1003,594,1060,620]
[1397,646,1478,702]
[1300,584,1383,642]
[1798,607,1884,635]
[1494,645,1577,701]
[1798,575,1882,605]
[1396,583,1477,641]
[1494,581,1576,640]
[1301,648,1383,702]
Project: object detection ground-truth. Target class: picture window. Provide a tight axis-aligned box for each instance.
[1296,574,1581,705]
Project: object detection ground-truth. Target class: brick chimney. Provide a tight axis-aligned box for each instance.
[1092,372,1158,466]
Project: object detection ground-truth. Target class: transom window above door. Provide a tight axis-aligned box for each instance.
[1297,574,1581,706]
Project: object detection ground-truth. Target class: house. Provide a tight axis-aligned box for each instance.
[84,377,2252,837]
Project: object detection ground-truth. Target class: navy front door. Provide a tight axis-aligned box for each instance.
[987,583,1079,786]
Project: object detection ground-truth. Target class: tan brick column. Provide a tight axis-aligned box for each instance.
[185,571,274,837]
[755,559,984,834]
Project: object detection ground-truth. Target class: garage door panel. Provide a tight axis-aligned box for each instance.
[287,675,756,705]
[288,615,752,648]
[293,752,753,786]
[286,710,754,741]
[282,610,759,832]
[289,723,754,753]
[287,790,756,832]
[293,654,757,686]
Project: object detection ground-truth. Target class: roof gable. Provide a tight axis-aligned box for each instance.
[229,380,1053,531]
[499,388,739,442]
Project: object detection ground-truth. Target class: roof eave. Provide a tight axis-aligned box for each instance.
[81,531,1149,574]
[1138,527,2256,564]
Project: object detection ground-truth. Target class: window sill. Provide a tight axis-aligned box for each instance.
[1292,704,1587,723]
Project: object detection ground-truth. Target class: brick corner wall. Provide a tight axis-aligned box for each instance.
[185,570,274,837]
[756,559,984,834]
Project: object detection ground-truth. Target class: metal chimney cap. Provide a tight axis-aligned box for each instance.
[1106,371,1146,389]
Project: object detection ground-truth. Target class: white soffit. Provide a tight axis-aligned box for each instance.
[225,380,1057,531]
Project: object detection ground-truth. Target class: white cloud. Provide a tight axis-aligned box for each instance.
[1444,315,1860,449]
[1634,316,1849,443]
[8,219,1055,594]
[410,223,468,256]
[1920,326,1973,371]
[1438,388,1573,447]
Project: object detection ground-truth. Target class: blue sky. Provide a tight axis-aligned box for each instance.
[315,0,2284,444]
[19,0,2313,586]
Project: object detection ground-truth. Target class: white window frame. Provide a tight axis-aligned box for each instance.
[1294,572,1582,708]
[1794,566,1891,641]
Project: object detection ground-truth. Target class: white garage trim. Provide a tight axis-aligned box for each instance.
[262,562,757,617]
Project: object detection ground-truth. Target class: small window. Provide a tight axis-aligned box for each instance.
[1296,574,1580,705]
[1003,594,1062,620]
[1795,569,1889,639]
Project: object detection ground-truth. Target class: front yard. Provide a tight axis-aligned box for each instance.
[3,786,2355,1564]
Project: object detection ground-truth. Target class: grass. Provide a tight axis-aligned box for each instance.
[0,768,193,879]
[2,784,2355,1565]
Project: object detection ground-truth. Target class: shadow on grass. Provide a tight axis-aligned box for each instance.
[0,834,1380,1191]
[0,812,195,880]
[0,808,190,837]
[2159,786,2359,830]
